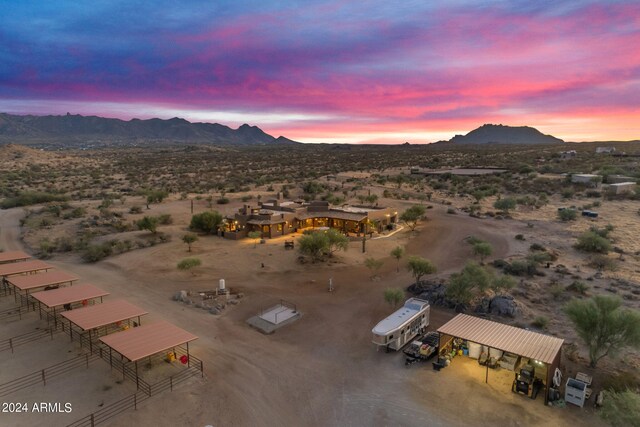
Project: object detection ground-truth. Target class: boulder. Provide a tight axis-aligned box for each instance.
[489,295,518,317]
[209,307,220,315]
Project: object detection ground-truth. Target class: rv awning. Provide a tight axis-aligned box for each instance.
[60,300,147,331]
[437,314,563,364]
[0,251,32,264]
[8,270,79,291]
[99,320,198,362]
[0,260,53,277]
[31,284,109,308]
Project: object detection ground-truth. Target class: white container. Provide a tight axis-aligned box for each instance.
[489,348,503,359]
[468,342,482,359]
[219,279,226,291]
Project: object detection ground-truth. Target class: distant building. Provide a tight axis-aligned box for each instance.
[603,182,637,195]
[605,174,638,184]
[571,174,601,187]
[596,147,616,154]
[559,150,577,160]
[222,198,398,239]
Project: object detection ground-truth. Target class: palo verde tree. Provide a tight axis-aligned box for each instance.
[390,246,405,272]
[136,216,159,234]
[189,211,223,234]
[472,242,493,264]
[400,205,427,231]
[364,257,384,280]
[145,189,169,209]
[298,230,348,261]
[406,256,437,283]
[247,231,262,248]
[182,233,198,252]
[564,295,640,368]
[384,288,404,308]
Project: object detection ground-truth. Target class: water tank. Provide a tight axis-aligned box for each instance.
[219,279,226,291]
[468,342,482,359]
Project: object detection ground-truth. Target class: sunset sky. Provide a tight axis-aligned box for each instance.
[1,1,639,143]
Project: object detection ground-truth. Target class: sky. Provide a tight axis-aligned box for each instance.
[1,0,639,143]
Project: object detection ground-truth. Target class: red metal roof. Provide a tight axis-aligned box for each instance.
[0,260,53,277]
[60,300,147,331]
[8,270,79,291]
[31,284,109,308]
[0,251,31,264]
[99,320,198,362]
[437,314,564,364]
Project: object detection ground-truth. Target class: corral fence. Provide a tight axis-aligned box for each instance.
[0,353,99,397]
[0,327,59,353]
[68,346,204,427]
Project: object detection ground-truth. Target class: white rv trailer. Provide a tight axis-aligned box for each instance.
[372,298,430,351]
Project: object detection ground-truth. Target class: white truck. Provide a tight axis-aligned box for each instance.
[372,298,430,351]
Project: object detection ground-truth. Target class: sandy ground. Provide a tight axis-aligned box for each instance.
[0,199,609,427]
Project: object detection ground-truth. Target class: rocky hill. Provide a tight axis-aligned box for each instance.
[0,113,299,147]
[448,124,564,145]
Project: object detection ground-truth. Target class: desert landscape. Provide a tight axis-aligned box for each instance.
[0,136,639,426]
[2,1,640,426]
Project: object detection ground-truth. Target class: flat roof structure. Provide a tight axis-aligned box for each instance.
[60,300,148,331]
[0,251,31,264]
[437,314,563,365]
[7,270,79,292]
[0,260,53,277]
[100,320,198,362]
[31,284,109,308]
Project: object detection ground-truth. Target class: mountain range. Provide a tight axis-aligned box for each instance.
[0,113,299,146]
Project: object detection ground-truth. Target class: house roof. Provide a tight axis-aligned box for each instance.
[60,299,148,331]
[0,250,31,264]
[99,320,198,362]
[0,260,53,277]
[437,314,564,364]
[296,211,367,222]
[31,284,109,308]
[7,270,79,291]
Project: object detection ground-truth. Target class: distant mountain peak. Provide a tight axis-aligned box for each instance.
[0,113,299,147]
[448,124,564,145]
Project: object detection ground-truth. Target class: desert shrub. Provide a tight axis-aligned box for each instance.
[54,236,74,252]
[472,242,493,263]
[493,197,516,213]
[591,224,615,238]
[1,191,69,209]
[585,190,601,198]
[400,205,427,231]
[365,257,384,279]
[567,280,589,295]
[177,257,201,271]
[216,197,230,204]
[129,206,143,214]
[599,390,640,427]
[589,255,618,271]
[575,231,611,254]
[529,243,545,251]
[298,232,330,261]
[83,243,113,263]
[505,259,537,276]
[531,316,549,330]
[549,284,565,299]
[136,216,159,234]
[515,234,525,241]
[63,207,86,219]
[446,207,456,214]
[558,209,577,221]
[157,214,173,225]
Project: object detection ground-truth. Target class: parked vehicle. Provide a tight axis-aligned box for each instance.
[404,331,439,366]
[371,298,430,351]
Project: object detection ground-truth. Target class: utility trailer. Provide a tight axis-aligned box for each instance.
[372,298,430,351]
[404,331,439,366]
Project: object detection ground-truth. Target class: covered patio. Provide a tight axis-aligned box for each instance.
[99,321,200,391]
[437,314,564,404]
[60,299,148,351]
[30,283,110,326]
[7,270,79,306]
[0,250,32,264]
